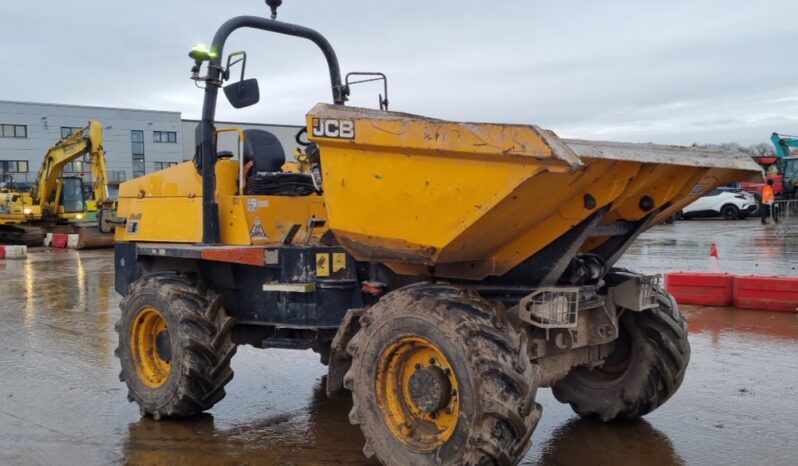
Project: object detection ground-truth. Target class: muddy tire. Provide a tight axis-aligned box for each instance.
[552,289,689,421]
[345,284,541,466]
[115,273,236,419]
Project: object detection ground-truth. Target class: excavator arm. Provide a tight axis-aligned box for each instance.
[35,120,110,214]
[770,132,798,159]
[87,122,110,204]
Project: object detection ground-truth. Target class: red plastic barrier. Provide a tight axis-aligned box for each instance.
[733,276,798,313]
[51,233,69,249]
[665,272,734,306]
[0,245,26,259]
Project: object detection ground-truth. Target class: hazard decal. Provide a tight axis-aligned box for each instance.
[250,217,267,240]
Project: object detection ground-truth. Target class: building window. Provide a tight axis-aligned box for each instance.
[61,126,82,139]
[154,161,178,171]
[132,130,145,177]
[108,170,127,185]
[64,160,90,173]
[1,124,27,138]
[0,160,29,173]
[153,131,177,143]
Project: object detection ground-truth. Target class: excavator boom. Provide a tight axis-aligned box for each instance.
[770,132,798,159]
[34,120,109,213]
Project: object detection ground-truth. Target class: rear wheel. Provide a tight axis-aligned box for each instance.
[720,204,739,220]
[345,284,541,465]
[115,273,236,419]
[551,288,689,421]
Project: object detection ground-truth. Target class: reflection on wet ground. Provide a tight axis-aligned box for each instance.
[1,220,797,465]
[530,418,685,466]
[618,218,798,275]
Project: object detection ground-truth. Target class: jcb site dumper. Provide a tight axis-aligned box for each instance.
[108,5,761,465]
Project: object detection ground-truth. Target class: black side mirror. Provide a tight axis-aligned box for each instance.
[223,51,259,109]
[224,79,260,109]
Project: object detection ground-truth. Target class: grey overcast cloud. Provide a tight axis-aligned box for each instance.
[2,0,796,145]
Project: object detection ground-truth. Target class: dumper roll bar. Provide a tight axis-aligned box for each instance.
[198,16,347,244]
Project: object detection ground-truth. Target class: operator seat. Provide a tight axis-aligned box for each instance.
[242,129,318,196]
[243,129,285,172]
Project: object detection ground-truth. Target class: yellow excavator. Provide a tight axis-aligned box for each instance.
[0,120,113,246]
[106,3,761,465]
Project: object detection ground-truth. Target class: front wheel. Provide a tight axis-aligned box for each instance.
[345,285,541,465]
[720,204,740,220]
[115,273,237,419]
[552,289,690,421]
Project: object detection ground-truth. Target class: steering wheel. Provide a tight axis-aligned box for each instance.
[295,127,311,147]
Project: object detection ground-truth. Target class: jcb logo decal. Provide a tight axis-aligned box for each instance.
[312,118,355,139]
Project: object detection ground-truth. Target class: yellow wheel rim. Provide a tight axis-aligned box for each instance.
[375,336,460,452]
[130,306,171,388]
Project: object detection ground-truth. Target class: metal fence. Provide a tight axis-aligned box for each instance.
[773,199,798,221]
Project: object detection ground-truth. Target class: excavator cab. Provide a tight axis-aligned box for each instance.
[60,176,86,214]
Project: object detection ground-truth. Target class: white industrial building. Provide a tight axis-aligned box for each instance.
[0,100,301,196]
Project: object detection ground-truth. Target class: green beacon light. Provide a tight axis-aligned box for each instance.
[189,43,214,62]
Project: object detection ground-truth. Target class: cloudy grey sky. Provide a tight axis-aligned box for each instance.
[2,0,796,145]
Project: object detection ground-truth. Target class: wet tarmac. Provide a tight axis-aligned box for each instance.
[617,217,798,276]
[1,219,797,465]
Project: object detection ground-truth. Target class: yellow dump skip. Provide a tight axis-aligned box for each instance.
[308,104,762,280]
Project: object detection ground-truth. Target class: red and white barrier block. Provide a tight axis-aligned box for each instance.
[0,245,27,259]
[44,233,80,249]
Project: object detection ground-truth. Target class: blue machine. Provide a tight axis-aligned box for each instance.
[770,133,798,198]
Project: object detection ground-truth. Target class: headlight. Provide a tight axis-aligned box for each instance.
[76,213,83,220]
[23,208,31,215]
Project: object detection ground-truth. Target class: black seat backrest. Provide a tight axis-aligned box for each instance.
[243,129,285,172]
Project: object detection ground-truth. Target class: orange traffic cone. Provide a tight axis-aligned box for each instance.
[709,242,720,272]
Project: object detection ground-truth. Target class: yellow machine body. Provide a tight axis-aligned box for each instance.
[115,160,326,245]
[0,188,88,223]
[116,104,759,281]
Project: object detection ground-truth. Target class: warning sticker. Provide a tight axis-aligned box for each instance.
[316,253,330,277]
[247,198,258,212]
[250,217,267,240]
[332,253,346,272]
